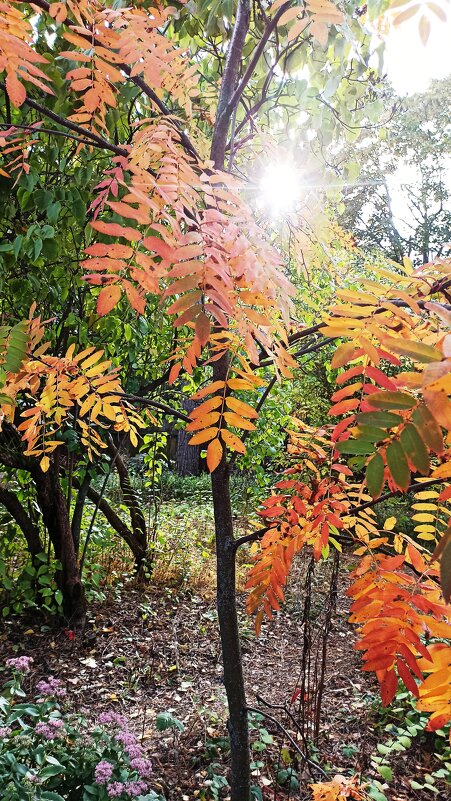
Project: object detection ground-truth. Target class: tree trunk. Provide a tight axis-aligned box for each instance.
[0,482,43,559]
[176,399,200,475]
[34,457,86,625]
[211,355,250,801]
[106,438,149,575]
[208,0,252,796]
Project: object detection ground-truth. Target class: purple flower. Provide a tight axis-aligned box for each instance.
[125,744,143,759]
[94,760,114,785]
[6,656,33,673]
[115,729,137,747]
[98,711,127,727]
[130,757,152,778]
[107,782,125,798]
[36,676,66,698]
[126,779,149,796]
[35,718,64,739]
[0,726,11,737]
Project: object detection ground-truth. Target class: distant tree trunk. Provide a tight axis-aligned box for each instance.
[176,399,200,475]
[106,437,149,576]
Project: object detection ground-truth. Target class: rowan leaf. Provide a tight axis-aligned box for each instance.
[412,405,444,454]
[356,411,403,428]
[188,427,218,445]
[400,423,430,475]
[223,412,256,430]
[386,440,410,491]
[366,452,384,498]
[368,391,416,410]
[97,285,121,316]
[206,438,223,472]
[335,439,376,455]
[220,429,246,454]
[225,396,258,419]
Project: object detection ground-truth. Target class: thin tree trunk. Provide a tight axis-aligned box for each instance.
[209,0,251,797]
[211,355,250,801]
[106,437,149,575]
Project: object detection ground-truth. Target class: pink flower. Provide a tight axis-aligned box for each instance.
[6,656,33,673]
[126,779,149,796]
[36,676,66,698]
[130,757,152,778]
[94,760,114,785]
[107,782,125,798]
[35,718,64,739]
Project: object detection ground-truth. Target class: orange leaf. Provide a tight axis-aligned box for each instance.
[207,438,223,472]
[220,429,246,454]
[189,427,218,445]
[225,396,258,419]
[190,396,222,418]
[223,412,256,430]
[122,279,146,315]
[97,285,121,315]
[186,412,221,431]
[191,381,225,400]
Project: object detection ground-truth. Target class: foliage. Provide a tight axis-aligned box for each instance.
[0,2,450,799]
[0,660,163,800]
[245,257,451,741]
[0,549,63,618]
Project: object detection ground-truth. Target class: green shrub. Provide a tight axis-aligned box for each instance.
[0,657,164,801]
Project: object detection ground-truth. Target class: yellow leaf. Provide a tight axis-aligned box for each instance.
[383,516,397,531]
[431,463,451,480]
[40,455,50,472]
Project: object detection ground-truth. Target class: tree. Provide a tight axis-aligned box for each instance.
[338,76,451,264]
[1,2,450,800]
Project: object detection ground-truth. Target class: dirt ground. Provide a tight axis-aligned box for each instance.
[0,552,449,801]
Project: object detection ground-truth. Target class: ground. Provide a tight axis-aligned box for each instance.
[0,550,449,801]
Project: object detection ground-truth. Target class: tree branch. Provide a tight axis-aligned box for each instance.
[234,476,449,550]
[210,0,251,168]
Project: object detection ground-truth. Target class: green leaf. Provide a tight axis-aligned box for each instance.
[5,321,28,373]
[386,441,410,491]
[40,764,66,779]
[335,439,376,455]
[156,710,185,732]
[41,791,66,800]
[412,405,443,454]
[356,411,403,428]
[377,764,393,782]
[400,423,430,475]
[368,391,416,410]
[355,425,388,442]
[366,452,385,498]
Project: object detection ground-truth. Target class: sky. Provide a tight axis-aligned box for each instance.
[383,8,451,94]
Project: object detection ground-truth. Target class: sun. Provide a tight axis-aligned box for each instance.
[258,161,303,217]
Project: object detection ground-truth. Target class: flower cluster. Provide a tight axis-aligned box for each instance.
[0,726,11,738]
[98,711,128,727]
[6,655,33,673]
[36,676,67,698]
[35,717,64,739]
[93,717,153,798]
[94,760,114,784]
